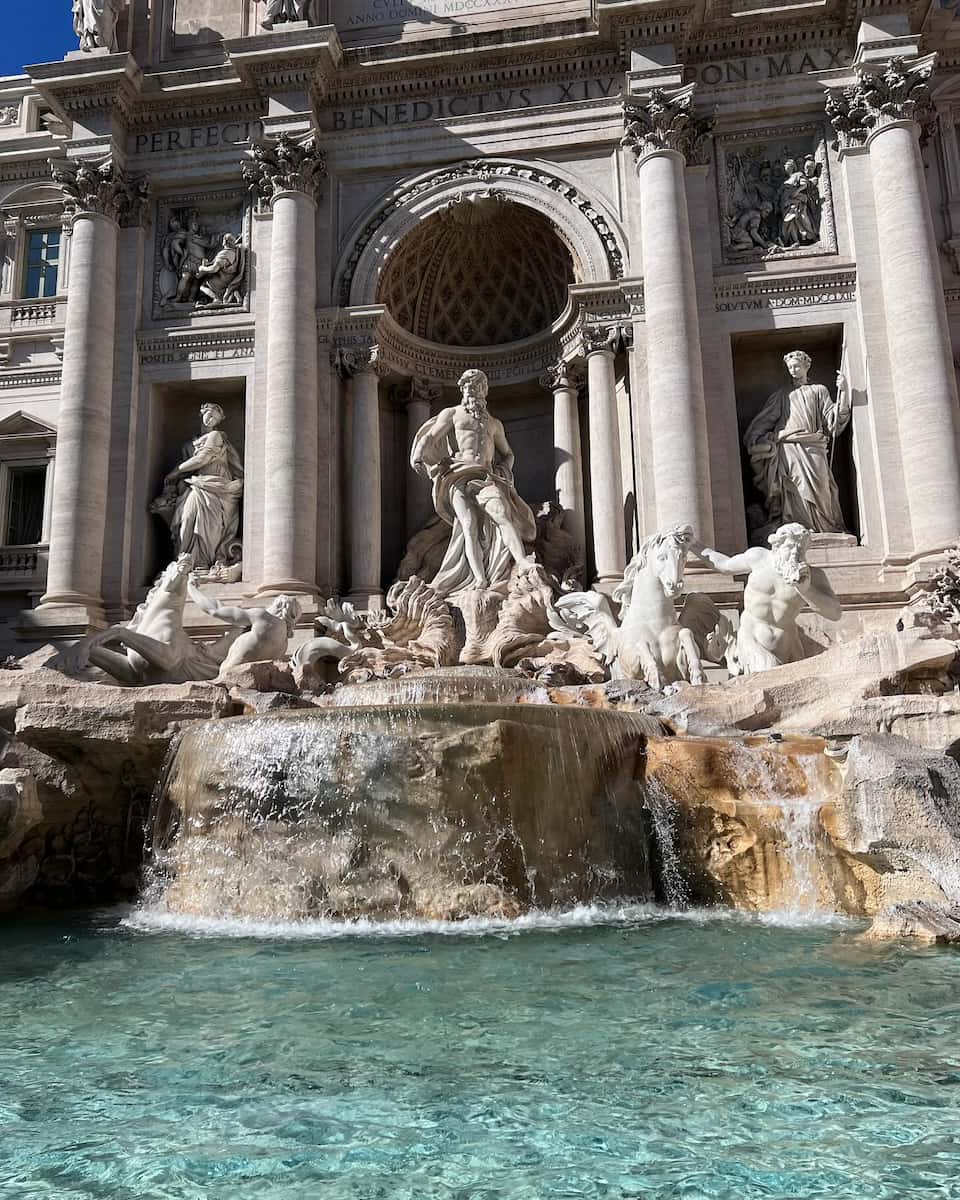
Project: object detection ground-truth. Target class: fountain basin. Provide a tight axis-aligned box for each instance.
[149,701,654,922]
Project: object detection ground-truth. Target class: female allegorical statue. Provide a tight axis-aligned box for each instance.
[151,403,244,580]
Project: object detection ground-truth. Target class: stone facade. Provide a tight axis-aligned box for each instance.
[1,1,960,649]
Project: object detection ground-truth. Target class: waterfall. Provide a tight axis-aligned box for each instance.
[645,776,690,910]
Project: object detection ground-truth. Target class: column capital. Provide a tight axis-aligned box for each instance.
[539,360,584,392]
[49,155,149,226]
[622,83,715,169]
[825,55,936,152]
[581,322,632,357]
[243,131,327,209]
[333,342,385,380]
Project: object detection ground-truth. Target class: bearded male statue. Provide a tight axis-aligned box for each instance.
[410,369,537,596]
[690,523,842,674]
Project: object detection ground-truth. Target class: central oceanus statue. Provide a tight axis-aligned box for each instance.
[552,525,720,690]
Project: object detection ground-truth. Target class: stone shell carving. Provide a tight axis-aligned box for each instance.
[337,158,625,308]
[715,125,837,263]
[153,191,251,318]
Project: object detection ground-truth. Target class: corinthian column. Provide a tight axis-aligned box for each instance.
[35,158,148,626]
[243,133,326,595]
[338,345,384,608]
[622,84,715,541]
[584,326,626,586]
[405,378,440,538]
[827,57,960,551]
[540,360,586,565]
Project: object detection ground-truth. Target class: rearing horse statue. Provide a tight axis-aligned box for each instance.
[552,524,706,690]
[79,555,239,685]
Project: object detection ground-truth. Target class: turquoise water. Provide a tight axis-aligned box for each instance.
[2,906,960,1200]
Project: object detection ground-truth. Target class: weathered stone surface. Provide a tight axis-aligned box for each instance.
[863,901,960,943]
[0,769,40,858]
[652,631,959,743]
[0,668,235,910]
[152,704,654,922]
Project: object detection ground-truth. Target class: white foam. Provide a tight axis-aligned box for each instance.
[121,902,859,941]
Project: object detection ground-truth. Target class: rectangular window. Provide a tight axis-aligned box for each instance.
[23,229,60,299]
[4,466,46,545]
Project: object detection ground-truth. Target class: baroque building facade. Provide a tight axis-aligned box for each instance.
[0,0,959,648]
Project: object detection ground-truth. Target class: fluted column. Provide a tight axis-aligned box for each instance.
[36,159,148,625]
[340,345,384,607]
[827,57,960,550]
[541,360,586,565]
[622,84,715,540]
[405,378,439,538]
[243,133,325,594]
[584,327,626,586]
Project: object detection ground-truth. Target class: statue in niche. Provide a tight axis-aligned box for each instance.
[726,149,823,255]
[410,369,537,596]
[150,403,243,582]
[261,0,316,29]
[690,524,842,675]
[72,0,123,52]
[188,578,301,680]
[745,350,851,537]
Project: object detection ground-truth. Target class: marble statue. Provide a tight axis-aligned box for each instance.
[188,578,301,679]
[150,403,243,581]
[261,0,315,28]
[72,0,123,52]
[410,369,537,596]
[553,525,707,690]
[779,157,822,248]
[690,523,842,674]
[745,350,850,536]
[173,212,218,305]
[82,557,237,685]
[197,234,246,307]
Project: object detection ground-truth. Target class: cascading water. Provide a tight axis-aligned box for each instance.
[644,776,690,909]
[139,671,664,924]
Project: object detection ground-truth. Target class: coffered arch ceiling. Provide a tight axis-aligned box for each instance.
[376,195,579,349]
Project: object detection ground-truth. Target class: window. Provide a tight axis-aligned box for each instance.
[23,229,60,299]
[4,466,46,545]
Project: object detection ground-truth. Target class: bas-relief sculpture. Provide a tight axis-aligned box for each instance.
[150,402,244,583]
[159,209,246,311]
[72,0,123,52]
[721,135,830,260]
[745,350,851,540]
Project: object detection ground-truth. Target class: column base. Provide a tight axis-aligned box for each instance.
[255,579,319,599]
[592,573,624,596]
[19,596,107,641]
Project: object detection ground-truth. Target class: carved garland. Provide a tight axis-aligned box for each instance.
[337,159,626,308]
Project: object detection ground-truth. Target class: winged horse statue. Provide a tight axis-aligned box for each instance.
[551,524,730,690]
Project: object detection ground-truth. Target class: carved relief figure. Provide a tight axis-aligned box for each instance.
[691,524,842,674]
[410,369,537,596]
[196,234,246,306]
[72,0,123,52]
[174,212,218,304]
[157,205,247,312]
[745,350,850,535]
[150,403,243,579]
[724,143,825,256]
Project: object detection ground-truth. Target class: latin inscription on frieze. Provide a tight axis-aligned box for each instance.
[131,121,258,157]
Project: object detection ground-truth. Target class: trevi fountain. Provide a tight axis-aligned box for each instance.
[1,0,960,1196]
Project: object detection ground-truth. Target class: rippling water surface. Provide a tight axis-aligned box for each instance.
[2,906,959,1199]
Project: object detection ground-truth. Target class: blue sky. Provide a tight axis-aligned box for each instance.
[1,2,77,79]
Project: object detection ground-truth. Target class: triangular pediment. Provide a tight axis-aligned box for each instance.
[0,411,57,440]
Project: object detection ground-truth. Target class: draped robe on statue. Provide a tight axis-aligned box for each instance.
[171,431,244,569]
[745,382,849,533]
[410,416,537,598]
